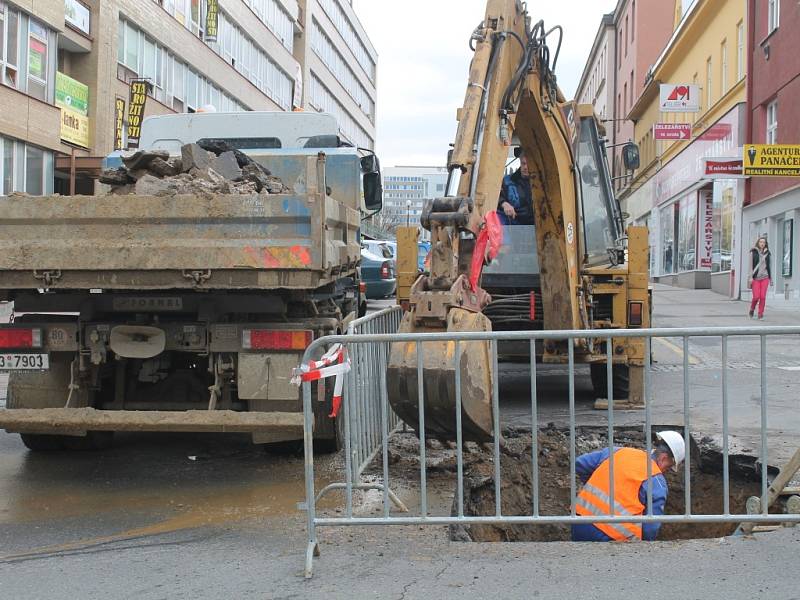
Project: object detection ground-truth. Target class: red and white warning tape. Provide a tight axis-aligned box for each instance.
[291,343,351,418]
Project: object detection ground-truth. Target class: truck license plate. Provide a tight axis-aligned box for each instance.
[0,353,49,371]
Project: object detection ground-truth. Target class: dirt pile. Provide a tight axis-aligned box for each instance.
[99,140,287,197]
[447,426,764,542]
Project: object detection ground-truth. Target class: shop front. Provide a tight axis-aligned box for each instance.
[649,104,745,296]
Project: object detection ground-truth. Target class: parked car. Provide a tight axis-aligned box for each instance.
[360,248,397,299]
[417,241,431,273]
[363,240,396,262]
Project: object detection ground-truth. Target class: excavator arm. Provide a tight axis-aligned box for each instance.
[387,0,635,441]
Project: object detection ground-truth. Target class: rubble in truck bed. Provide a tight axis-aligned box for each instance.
[99,140,288,197]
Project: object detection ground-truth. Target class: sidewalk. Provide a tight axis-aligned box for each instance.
[651,282,800,328]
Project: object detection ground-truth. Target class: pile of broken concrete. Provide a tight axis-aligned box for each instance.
[99,140,287,197]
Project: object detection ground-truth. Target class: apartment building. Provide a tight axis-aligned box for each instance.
[742,0,800,302]
[0,1,63,195]
[1,0,377,195]
[382,166,448,240]
[621,0,747,294]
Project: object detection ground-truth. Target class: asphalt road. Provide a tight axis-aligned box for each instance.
[0,289,798,598]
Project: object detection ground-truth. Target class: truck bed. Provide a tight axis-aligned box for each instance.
[0,192,359,291]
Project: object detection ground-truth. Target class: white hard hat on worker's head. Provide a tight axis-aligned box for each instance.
[656,431,685,472]
[196,104,217,113]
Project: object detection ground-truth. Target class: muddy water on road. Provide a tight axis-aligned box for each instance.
[0,431,338,557]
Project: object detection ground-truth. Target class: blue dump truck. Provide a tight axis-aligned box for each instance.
[0,111,381,451]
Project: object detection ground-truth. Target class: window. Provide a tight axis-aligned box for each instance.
[625,16,628,55]
[720,40,727,95]
[1,137,13,194]
[117,18,247,114]
[25,145,43,196]
[317,0,376,82]
[0,136,52,196]
[309,74,373,149]
[242,0,294,52]
[677,195,697,271]
[712,182,735,273]
[623,82,627,113]
[631,1,635,40]
[768,0,780,34]
[1,3,19,88]
[311,19,374,121]
[737,21,744,80]
[27,19,48,101]
[767,100,778,144]
[706,57,713,109]
[630,70,634,106]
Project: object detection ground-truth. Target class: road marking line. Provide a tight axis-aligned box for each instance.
[778,366,800,371]
[653,337,701,365]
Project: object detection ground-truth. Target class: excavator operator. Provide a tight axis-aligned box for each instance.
[497,150,534,226]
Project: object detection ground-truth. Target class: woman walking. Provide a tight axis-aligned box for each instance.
[748,237,773,319]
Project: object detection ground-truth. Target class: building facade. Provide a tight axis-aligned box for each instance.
[621,0,747,296]
[0,1,64,195]
[1,0,377,195]
[382,166,448,240]
[742,0,800,302]
[575,13,615,127]
[610,0,676,190]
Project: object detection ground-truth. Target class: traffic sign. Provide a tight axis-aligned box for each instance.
[653,123,692,141]
[743,145,800,177]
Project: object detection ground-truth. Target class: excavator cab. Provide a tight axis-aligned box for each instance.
[387,0,649,442]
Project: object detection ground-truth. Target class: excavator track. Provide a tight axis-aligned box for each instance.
[387,308,494,442]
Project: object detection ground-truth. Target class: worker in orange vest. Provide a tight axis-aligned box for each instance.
[572,431,685,542]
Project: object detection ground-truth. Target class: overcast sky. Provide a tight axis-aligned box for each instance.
[353,0,619,168]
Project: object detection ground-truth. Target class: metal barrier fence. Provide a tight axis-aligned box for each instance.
[301,326,800,578]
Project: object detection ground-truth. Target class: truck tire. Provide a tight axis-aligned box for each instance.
[7,353,113,451]
[312,378,344,454]
[19,433,63,451]
[589,364,630,400]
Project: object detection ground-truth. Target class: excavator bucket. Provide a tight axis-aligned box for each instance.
[387,308,495,442]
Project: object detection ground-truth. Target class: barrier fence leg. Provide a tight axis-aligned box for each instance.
[303,380,319,579]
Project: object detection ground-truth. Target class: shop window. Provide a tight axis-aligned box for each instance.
[660,204,675,275]
[677,195,697,271]
[712,182,735,273]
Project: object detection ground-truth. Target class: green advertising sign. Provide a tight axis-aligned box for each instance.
[55,72,89,116]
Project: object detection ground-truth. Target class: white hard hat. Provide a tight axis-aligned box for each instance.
[197,104,217,113]
[656,431,685,472]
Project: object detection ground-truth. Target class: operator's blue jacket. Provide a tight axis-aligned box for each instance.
[571,447,668,542]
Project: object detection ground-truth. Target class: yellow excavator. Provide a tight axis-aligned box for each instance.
[387,0,650,441]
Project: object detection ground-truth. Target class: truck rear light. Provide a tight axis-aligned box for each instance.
[628,301,643,327]
[0,328,42,349]
[359,281,367,293]
[242,329,312,350]
[381,262,391,279]
[529,292,536,321]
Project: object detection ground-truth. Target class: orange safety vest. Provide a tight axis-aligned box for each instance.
[575,448,661,541]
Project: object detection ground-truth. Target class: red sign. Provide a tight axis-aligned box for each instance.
[704,158,744,178]
[654,123,692,141]
[702,123,732,141]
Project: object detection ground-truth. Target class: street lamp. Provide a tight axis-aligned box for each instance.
[406,199,412,228]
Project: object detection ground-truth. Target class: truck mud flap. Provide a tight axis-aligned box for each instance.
[0,408,304,434]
